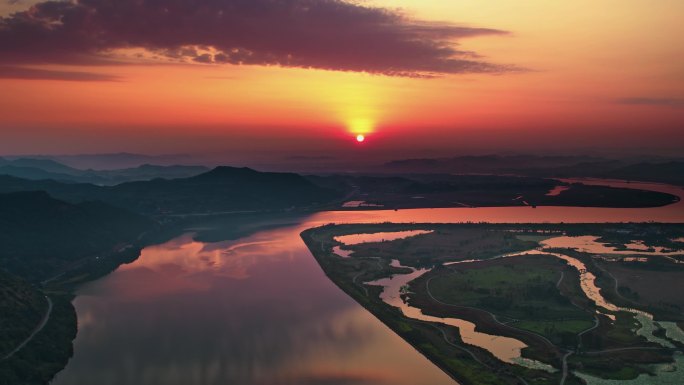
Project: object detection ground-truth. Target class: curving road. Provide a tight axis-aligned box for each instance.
[1,295,53,361]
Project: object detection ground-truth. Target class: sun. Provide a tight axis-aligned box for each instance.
[346,117,373,143]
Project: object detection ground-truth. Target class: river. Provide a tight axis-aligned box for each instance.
[52,180,684,385]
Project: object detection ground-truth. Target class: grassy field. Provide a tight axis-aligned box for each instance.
[349,226,538,267]
[595,258,684,321]
[424,255,595,346]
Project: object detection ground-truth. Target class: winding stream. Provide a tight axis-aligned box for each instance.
[364,259,555,371]
[344,236,684,379]
[328,225,684,374]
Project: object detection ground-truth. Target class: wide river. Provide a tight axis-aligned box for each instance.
[52,180,684,385]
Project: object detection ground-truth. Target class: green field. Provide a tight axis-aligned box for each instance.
[424,255,595,345]
[349,227,538,267]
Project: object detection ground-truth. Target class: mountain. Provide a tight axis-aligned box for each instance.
[0,167,340,216]
[10,153,193,170]
[607,161,684,185]
[83,164,209,184]
[5,158,82,175]
[0,165,86,183]
[381,155,684,186]
[108,166,340,214]
[0,175,103,202]
[0,157,209,185]
[0,191,154,281]
[382,155,609,174]
[0,157,91,183]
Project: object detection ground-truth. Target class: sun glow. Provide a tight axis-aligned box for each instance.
[356,134,365,142]
[348,118,374,135]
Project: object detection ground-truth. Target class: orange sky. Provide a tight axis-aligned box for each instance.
[0,0,682,158]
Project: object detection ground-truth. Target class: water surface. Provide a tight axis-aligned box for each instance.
[53,229,455,385]
[53,180,684,384]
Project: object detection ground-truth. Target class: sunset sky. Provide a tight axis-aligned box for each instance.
[1,0,682,161]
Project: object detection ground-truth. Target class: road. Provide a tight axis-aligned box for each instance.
[559,351,573,385]
[560,315,599,385]
[1,296,53,361]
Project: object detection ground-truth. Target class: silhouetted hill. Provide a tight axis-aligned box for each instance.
[0,157,208,185]
[109,166,339,214]
[306,173,677,209]
[2,158,81,175]
[381,156,684,186]
[0,165,84,183]
[92,164,208,183]
[608,162,684,185]
[0,167,339,215]
[0,191,154,281]
[10,153,192,170]
[0,175,102,202]
[383,155,607,174]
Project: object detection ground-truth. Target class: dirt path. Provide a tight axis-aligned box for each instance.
[1,296,53,361]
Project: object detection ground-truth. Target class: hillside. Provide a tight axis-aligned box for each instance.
[118,166,338,212]
[608,161,684,185]
[0,167,339,216]
[0,270,46,357]
[0,191,154,282]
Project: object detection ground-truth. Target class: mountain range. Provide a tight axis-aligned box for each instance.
[0,166,339,216]
[0,157,208,185]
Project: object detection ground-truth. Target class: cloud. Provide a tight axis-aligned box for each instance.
[0,0,516,76]
[617,97,684,107]
[0,65,120,81]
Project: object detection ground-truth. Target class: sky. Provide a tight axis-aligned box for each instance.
[0,0,683,162]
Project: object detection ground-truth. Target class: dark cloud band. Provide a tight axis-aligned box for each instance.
[0,0,515,76]
[0,65,120,81]
[617,97,684,108]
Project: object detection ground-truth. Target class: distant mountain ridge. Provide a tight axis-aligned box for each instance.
[381,155,684,186]
[607,161,684,186]
[0,158,81,175]
[0,166,339,216]
[3,152,192,170]
[383,155,610,173]
[0,156,209,185]
[109,166,339,214]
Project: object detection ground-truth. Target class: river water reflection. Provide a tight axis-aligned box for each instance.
[53,180,684,385]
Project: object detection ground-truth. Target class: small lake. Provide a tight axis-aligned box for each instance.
[52,180,684,384]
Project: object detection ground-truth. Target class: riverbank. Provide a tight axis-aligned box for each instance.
[301,224,565,385]
[302,222,684,384]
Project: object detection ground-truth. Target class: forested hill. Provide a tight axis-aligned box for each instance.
[0,166,340,216]
[0,191,154,282]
